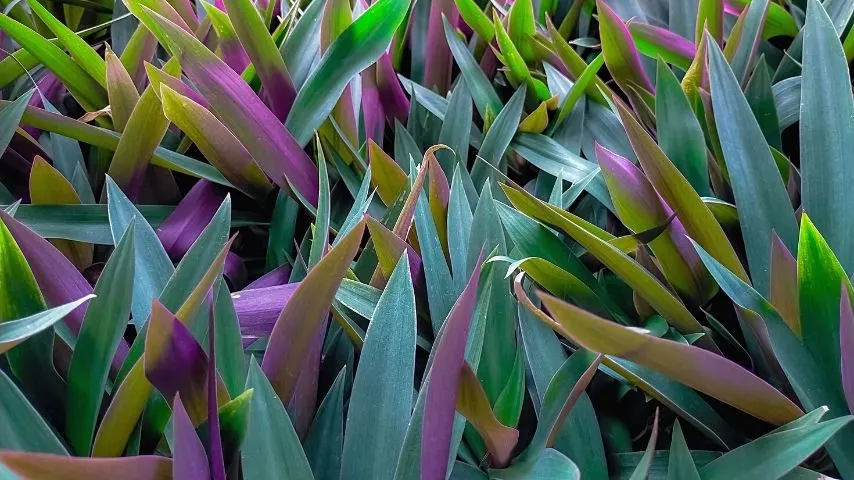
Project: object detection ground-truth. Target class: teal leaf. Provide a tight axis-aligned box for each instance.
[242,358,313,480]
[800,0,854,275]
[341,255,416,478]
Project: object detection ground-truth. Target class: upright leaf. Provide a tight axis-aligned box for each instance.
[800,0,854,275]
[342,255,416,479]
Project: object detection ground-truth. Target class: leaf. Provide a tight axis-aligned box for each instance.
[160,85,272,200]
[261,220,365,401]
[697,0,723,44]
[708,35,798,295]
[654,59,710,196]
[25,0,107,88]
[0,91,34,156]
[800,0,854,275]
[342,255,416,478]
[500,184,707,338]
[553,52,605,128]
[471,87,525,187]
[844,287,854,413]
[536,291,803,425]
[0,296,93,354]
[304,367,347,480]
[769,234,800,337]
[1,100,231,186]
[0,15,106,111]
[28,157,92,270]
[0,209,65,420]
[0,210,96,340]
[65,224,135,455]
[628,22,695,70]
[798,215,849,398]
[722,0,769,85]
[0,369,66,454]
[692,240,854,478]
[172,394,210,480]
[126,2,318,204]
[456,364,519,466]
[628,409,658,480]
[212,278,245,398]
[93,216,234,456]
[202,3,250,72]
[744,59,781,150]
[285,0,411,146]
[699,416,854,480]
[596,143,707,302]
[421,254,483,480]
[144,300,225,425]
[668,421,700,480]
[106,177,174,327]
[596,0,653,93]
[105,46,140,132]
[107,66,173,199]
[443,16,502,119]
[242,358,313,480]
[223,0,296,119]
[0,452,171,480]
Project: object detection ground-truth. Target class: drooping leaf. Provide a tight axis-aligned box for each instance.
[537,292,803,425]
[0,452,171,480]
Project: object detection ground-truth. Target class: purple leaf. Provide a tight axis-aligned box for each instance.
[424,0,459,93]
[841,285,854,414]
[375,52,409,123]
[0,210,129,365]
[233,283,300,336]
[245,264,292,289]
[421,251,484,480]
[172,394,211,480]
[127,2,319,205]
[156,180,227,261]
[261,220,365,401]
[207,302,226,480]
[0,451,171,479]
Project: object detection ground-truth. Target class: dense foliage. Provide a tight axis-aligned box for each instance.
[1,0,854,477]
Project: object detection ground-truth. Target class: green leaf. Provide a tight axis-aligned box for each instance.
[341,255,416,478]
[25,0,106,88]
[280,0,325,89]
[628,410,658,480]
[106,177,174,327]
[443,16,502,119]
[285,0,411,145]
[699,416,854,480]
[797,215,848,401]
[692,240,854,478]
[242,358,314,480]
[448,166,474,292]
[308,152,331,268]
[800,0,854,275]
[655,59,710,196]
[667,421,700,480]
[0,296,93,354]
[65,223,135,455]
[537,291,803,425]
[471,88,525,188]
[0,15,106,111]
[722,0,769,85]
[501,184,707,338]
[708,35,798,295]
[0,369,67,454]
[0,210,65,424]
[0,90,34,156]
[213,277,245,398]
[304,367,347,480]
[415,175,456,331]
